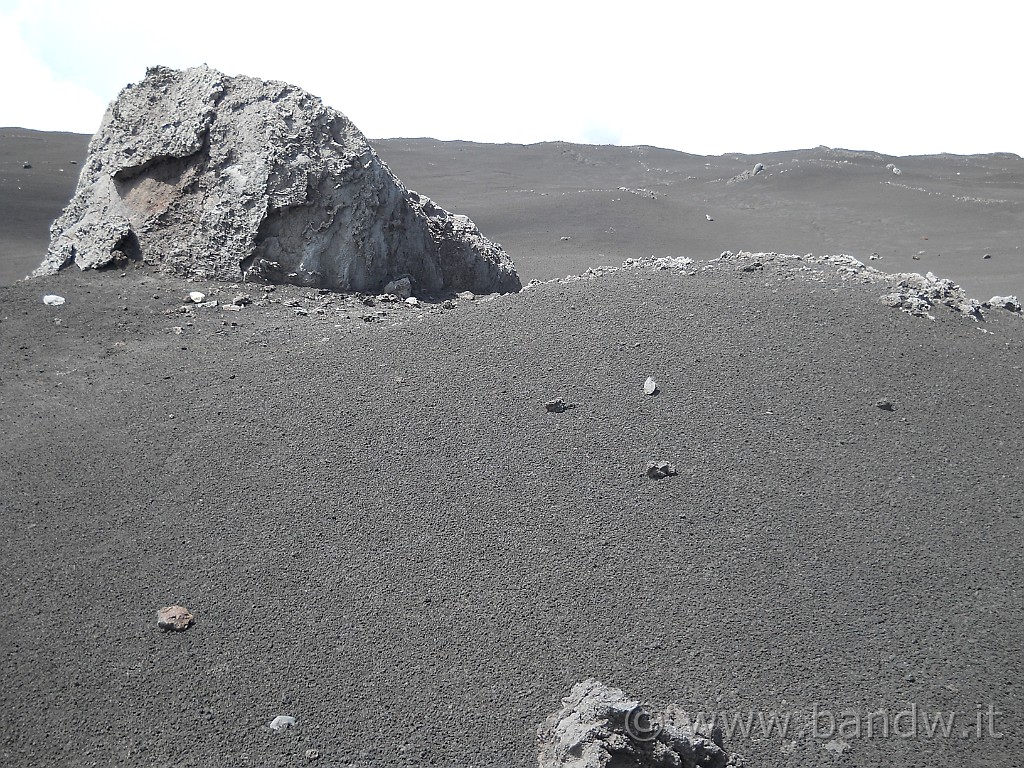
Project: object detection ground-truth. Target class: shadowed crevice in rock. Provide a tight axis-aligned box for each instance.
[35,65,520,296]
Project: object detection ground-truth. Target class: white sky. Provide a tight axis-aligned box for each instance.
[0,0,1020,156]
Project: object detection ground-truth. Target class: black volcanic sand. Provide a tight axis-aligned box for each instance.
[1,259,1022,767]
[0,129,88,286]
[2,129,1023,298]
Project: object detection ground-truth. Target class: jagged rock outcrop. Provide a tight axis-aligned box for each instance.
[35,65,520,296]
[537,679,743,768]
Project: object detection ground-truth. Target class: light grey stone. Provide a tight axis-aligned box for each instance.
[37,65,520,297]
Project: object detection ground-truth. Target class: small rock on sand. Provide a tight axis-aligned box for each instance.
[643,377,658,396]
[42,294,65,306]
[876,399,896,411]
[384,277,413,299]
[545,398,570,413]
[645,461,677,479]
[156,605,194,631]
[188,291,206,303]
[987,295,1021,312]
[269,715,296,732]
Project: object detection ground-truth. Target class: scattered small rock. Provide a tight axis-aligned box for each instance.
[645,461,677,480]
[544,398,572,413]
[705,214,714,221]
[823,738,851,755]
[870,253,880,260]
[738,261,763,272]
[560,236,571,241]
[188,291,206,303]
[305,749,320,761]
[457,290,475,301]
[156,605,194,631]
[22,162,32,169]
[643,376,658,396]
[405,297,420,306]
[42,294,65,306]
[269,715,296,732]
[876,399,896,411]
[294,307,309,316]
[172,326,184,335]
[983,253,992,260]
[232,293,252,306]
[986,295,1021,312]
[383,276,413,299]
[753,162,765,174]
[222,303,241,312]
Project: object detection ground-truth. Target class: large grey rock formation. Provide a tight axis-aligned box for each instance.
[35,65,521,296]
[538,679,743,768]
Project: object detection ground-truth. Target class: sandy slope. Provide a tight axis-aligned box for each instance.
[2,130,1022,297]
[1,253,1021,767]
[373,139,1024,298]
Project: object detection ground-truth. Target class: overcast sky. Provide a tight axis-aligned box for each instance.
[1,0,1020,157]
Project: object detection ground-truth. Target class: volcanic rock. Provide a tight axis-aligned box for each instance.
[35,65,521,296]
[986,295,1021,312]
[537,679,741,768]
[156,605,194,631]
[645,461,677,479]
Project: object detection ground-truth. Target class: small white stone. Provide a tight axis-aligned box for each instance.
[188,291,206,303]
[269,715,296,731]
[643,376,658,396]
[42,294,65,306]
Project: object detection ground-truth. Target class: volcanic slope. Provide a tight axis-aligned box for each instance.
[1,256,1021,767]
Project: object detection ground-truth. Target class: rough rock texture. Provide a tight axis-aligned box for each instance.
[156,605,194,632]
[35,65,521,296]
[537,679,742,768]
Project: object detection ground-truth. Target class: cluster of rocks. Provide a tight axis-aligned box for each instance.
[545,375,675,479]
[162,280,486,327]
[617,186,661,199]
[35,65,520,298]
[727,162,766,184]
[714,251,1021,321]
[879,272,983,318]
[537,679,742,768]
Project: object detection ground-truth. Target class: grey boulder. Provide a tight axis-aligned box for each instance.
[36,65,521,297]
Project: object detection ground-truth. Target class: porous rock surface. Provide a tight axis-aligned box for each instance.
[35,65,521,296]
[537,679,742,768]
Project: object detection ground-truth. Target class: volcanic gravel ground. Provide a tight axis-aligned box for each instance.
[1,260,1022,767]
